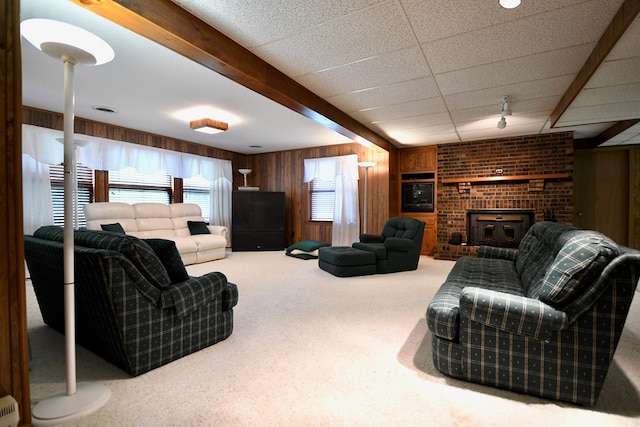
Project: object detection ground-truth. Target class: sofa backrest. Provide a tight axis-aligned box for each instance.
[535,230,618,306]
[169,203,206,238]
[132,203,176,239]
[517,222,620,311]
[381,217,423,240]
[33,226,171,289]
[84,202,138,232]
[515,221,578,295]
[83,202,206,238]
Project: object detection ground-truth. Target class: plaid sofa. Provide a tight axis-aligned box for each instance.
[24,226,238,376]
[426,221,640,406]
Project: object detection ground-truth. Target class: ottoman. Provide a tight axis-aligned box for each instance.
[318,246,377,277]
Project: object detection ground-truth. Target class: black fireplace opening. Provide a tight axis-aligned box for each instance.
[466,209,535,248]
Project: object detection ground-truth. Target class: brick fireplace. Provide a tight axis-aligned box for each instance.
[435,133,574,260]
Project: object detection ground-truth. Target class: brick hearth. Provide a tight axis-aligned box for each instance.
[435,132,574,260]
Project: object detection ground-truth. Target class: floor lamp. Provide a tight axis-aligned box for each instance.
[357,162,376,234]
[21,19,114,426]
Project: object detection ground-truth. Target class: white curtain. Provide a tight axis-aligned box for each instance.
[22,154,54,235]
[304,154,360,246]
[209,177,232,229]
[22,124,233,227]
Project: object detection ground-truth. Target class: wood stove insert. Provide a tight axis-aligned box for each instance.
[466,209,535,248]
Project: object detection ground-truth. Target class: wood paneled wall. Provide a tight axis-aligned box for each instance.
[2,1,31,425]
[241,144,390,246]
[23,107,393,246]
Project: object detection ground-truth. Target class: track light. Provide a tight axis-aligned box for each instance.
[501,96,512,116]
[497,96,511,128]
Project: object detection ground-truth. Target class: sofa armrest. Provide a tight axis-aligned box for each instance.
[360,233,384,243]
[477,245,518,261]
[207,225,229,244]
[162,271,229,318]
[384,237,413,252]
[459,287,568,341]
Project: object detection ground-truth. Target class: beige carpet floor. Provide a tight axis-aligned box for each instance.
[27,250,640,426]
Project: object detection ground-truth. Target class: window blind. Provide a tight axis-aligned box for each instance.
[309,178,335,221]
[108,167,172,204]
[50,163,94,227]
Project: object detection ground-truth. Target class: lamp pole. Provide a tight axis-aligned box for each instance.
[21,18,114,425]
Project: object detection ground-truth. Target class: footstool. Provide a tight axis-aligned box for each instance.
[318,246,377,277]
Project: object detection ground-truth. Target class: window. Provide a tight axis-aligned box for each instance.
[309,178,335,221]
[183,175,211,222]
[50,163,94,228]
[109,167,172,204]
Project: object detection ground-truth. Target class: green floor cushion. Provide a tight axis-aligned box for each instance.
[286,239,330,260]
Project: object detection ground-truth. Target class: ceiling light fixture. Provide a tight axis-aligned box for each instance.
[189,118,228,134]
[497,96,511,129]
[501,96,512,116]
[499,0,521,9]
[497,116,507,129]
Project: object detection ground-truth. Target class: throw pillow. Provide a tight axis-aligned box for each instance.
[285,240,330,260]
[187,220,210,235]
[101,222,125,234]
[144,238,189,283]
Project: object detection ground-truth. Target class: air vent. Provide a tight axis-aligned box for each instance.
[0,395,19,427]
[92,105,118,113]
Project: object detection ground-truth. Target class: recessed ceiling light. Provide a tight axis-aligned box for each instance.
[499,0,521,9]
[92,105,118,113]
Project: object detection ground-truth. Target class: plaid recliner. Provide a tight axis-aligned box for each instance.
[25,226,238,376]
[426,221,640,406]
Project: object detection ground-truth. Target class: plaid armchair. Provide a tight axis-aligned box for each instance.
[352,216,425,273]
[25,226,238,376]
[426,221,640,406]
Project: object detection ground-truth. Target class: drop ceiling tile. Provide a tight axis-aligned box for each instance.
[395,132,460,146]
[572,83,640,108]
[421,0,619,74]
[296,47,431,98]
[174,0,387,48]
[401,0,596,43]
[559,100,640,126]
[253,2,417,77]
[350,97,447,123]
[459,121,548,141]
[373,112,453,132]
[435,45,594,95]
[327,77,440,112]
[443,77,572,116]
[584,57,640,88]
[605,16,640,60]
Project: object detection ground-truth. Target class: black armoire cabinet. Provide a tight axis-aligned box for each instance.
[232,191,285,251]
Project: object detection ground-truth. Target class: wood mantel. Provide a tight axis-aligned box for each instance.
[441,173,570,184]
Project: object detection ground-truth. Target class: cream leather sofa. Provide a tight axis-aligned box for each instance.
[84,202,228,265]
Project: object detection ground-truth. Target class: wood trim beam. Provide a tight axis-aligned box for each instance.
[71,0,393,152]
[550,0,640,127]
[575,119,640,150]
[1,0,31,424]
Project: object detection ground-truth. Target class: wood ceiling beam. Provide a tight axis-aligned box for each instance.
[70,0,393,152]
[550,0,640,128]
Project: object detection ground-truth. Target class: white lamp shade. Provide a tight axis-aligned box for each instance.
[21,19,114,65]
[499,0,521,9]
